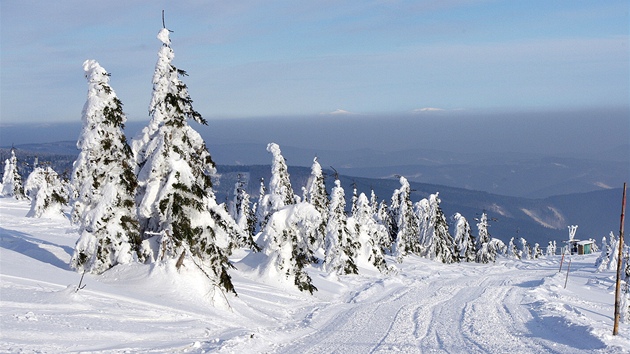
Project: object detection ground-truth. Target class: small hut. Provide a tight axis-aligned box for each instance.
[563,225,596,255]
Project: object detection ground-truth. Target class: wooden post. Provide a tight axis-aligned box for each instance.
[613,182,626,336]
[564,259,571,289]
[559,253,565,273]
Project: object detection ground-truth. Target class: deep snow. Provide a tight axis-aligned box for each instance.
[1,197,628,353]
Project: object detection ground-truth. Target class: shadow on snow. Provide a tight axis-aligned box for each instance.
[0,227,73,270]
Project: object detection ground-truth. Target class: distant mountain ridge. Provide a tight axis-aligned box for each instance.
[1,142,624,250]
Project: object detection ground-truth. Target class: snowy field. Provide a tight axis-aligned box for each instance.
[1,197,628,353]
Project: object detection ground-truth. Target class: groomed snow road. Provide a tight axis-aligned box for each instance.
[1,198,628,353]
[270,262,611,354]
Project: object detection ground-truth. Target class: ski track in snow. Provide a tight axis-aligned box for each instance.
[270,266,613,354]
[1,198,629,353]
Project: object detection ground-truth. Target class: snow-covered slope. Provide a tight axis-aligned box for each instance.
[1,197,628,353]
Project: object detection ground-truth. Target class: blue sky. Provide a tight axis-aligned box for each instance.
[1,0,628,124]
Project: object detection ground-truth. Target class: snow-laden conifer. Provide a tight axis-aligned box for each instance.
[596,232,621,272]
[546,241,556,256]
[519,237,531,260]
[254,178,267,233]
[256,202,320,293]
[375,198,392,253]
[417,193,456,263]
[507,237,520,259]
[267,143,296,206]
[532,243,543,259]
[1,149,26,200]
[229,175,257,250]
[475,212,498,263]
[348,192,391,273]
[257,143,296,231]
[25,166,68,218]
[595,235,611,272]
[389,176,419,261]
[452,213,476,262]
[70,60,140,274]
[324,179,359,275]
[302,157,328,250]
[135,28,248,295]
[131,28,176,169]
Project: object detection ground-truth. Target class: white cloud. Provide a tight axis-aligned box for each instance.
[326,109,355,115]
[412,107,445,113]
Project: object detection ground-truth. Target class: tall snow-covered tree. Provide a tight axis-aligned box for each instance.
[348,192,390,273]
[1,149,26,200]
[302,157,328,250]
[596,232,620,272]
[229,175,257,250]
[546,241,557,256]
[324,179,359,275]
[519,237,531,260]
[135,28,247,295]
[256,202,321,294]
[532,243,543,259]
[475,212,498,263]
[254,178,267,233]
[25,166,68,218]
[131,26,176,169]
[69,60,141,274]
[452,213,476,262]
[389,176,420,261]
[506,237,520,259]
[257,143,296,231]
[375,197,392,253]
[417,193,456,263]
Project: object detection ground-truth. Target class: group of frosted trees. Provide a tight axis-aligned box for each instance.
[1,148,68,218]
[0,27,571,297]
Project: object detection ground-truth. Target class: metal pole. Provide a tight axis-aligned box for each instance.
[613,182,626,336]
[559,253,564,273]
[564,259,571,289]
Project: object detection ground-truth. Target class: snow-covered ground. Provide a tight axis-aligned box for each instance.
[1,197,628,353]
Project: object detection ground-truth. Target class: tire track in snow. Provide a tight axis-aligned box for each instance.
[271,264,611,354]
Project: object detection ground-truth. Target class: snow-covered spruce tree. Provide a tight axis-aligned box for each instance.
[350,182,359,216]
[135,28,250,295]
[131,27,176,170]
[507,237,520,259]
[520,237,531,260]
[452,213,476,262]
[546,241,556,256]
[257,143,297,231]
[475,212,497,263]
[229,175,257,250]
[302,157,328,250]
[25,166,68,218]
[375,197,392,253]
[324,179,360,275]
[532,243,543,259]
[1,149,26,200]
[348,192,390,273]
[596,232,621,272]
[595,235,610,271]
[70,60,140,274]
[389,176,420,261]
[417,193,456,263]
[257,202,321,294]
[254,178,266,233]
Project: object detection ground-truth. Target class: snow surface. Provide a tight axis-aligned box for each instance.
[1,197,629,353]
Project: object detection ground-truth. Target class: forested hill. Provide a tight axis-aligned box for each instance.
[215,165,622,248]
[1,144,622,248]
